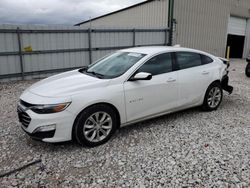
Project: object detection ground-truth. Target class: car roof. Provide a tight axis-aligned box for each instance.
[120,46,212,56]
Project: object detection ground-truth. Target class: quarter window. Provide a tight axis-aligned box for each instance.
[201,54,213,64]
[176,52,202,70]
[137,53,172,76]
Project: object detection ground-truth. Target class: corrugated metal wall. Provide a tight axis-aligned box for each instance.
[0,24,168,81]
[79,0,169,28]
[173,0,250,58]
[79,0,250,58]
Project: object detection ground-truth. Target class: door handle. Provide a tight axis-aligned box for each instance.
[202,71,209,75]
[167,78,176,82]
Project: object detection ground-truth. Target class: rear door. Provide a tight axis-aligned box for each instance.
[124,52,179,122]
[175,51,214,107]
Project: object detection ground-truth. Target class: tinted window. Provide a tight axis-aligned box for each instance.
[137,53,172,76]
[176,52,202,70]
[201,54,213,64]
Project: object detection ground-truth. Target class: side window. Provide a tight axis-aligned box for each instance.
[176,52,202,70]
[201,54,213,65]
[137,53,172,76]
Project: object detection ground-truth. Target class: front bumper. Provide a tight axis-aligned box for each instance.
[18,91,75,143]
[21,126,56,141]
[18,105,75,142]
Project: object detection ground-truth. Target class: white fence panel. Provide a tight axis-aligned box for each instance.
[92,32,133,48]
[0,56,20,74]
[0,33,18,52]
[23,52,89,73]
[0,24,169,81]
[21,32,89,51]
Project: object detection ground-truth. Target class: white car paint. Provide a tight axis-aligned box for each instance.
[18,46,228,143]
[124,71,179,122]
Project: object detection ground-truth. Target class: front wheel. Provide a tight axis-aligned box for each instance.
[202,82,223,111]
[74,104,117,147]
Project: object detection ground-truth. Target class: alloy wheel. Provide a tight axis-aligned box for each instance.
[83,112,112,143]
[207,87,222,108]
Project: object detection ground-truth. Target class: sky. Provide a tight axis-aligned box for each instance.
[0,0,146,26]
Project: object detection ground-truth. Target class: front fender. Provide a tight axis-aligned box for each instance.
[67,85,126,124]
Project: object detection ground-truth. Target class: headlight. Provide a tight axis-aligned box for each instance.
[30,102,71,114]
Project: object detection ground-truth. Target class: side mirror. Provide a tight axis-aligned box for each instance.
[129,72,152,81]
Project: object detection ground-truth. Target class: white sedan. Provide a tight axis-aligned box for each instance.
[18,46,233,147]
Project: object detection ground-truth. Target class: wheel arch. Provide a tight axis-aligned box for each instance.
[210,79,221,86]
[71,102,121,141]
[202,79,223,111]
[200,79,221,104]
[204,80,221,97]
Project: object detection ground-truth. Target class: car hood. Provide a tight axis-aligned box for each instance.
[27,70,110,97]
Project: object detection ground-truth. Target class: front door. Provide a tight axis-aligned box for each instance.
[124,53,179,122]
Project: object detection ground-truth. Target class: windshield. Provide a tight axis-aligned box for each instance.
[82,52,146,79]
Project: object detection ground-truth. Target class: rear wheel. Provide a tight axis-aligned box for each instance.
[202,82,223,111]
[74,104,117,147]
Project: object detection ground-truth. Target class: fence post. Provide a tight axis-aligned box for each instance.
[133,28,136,47]
[88,28,92,64]
[17,27,24,80]
[165,28,168,46]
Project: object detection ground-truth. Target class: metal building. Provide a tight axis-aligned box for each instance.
[75,0,250,58]
[76,0,169,28]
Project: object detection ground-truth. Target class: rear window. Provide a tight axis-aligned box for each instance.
[176,52,202,70]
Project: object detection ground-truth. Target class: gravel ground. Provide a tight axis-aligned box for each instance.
[0,60,250,187]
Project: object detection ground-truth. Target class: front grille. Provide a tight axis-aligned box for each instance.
[17,106,31,128]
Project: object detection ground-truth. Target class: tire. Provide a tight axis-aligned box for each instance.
[202,82,223,111]
[74,104,117,147]
[246,63,250,77]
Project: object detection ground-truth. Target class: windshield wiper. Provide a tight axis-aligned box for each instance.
[79,67,88,73]
[86,70,104,79]
[79,67,105,78]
